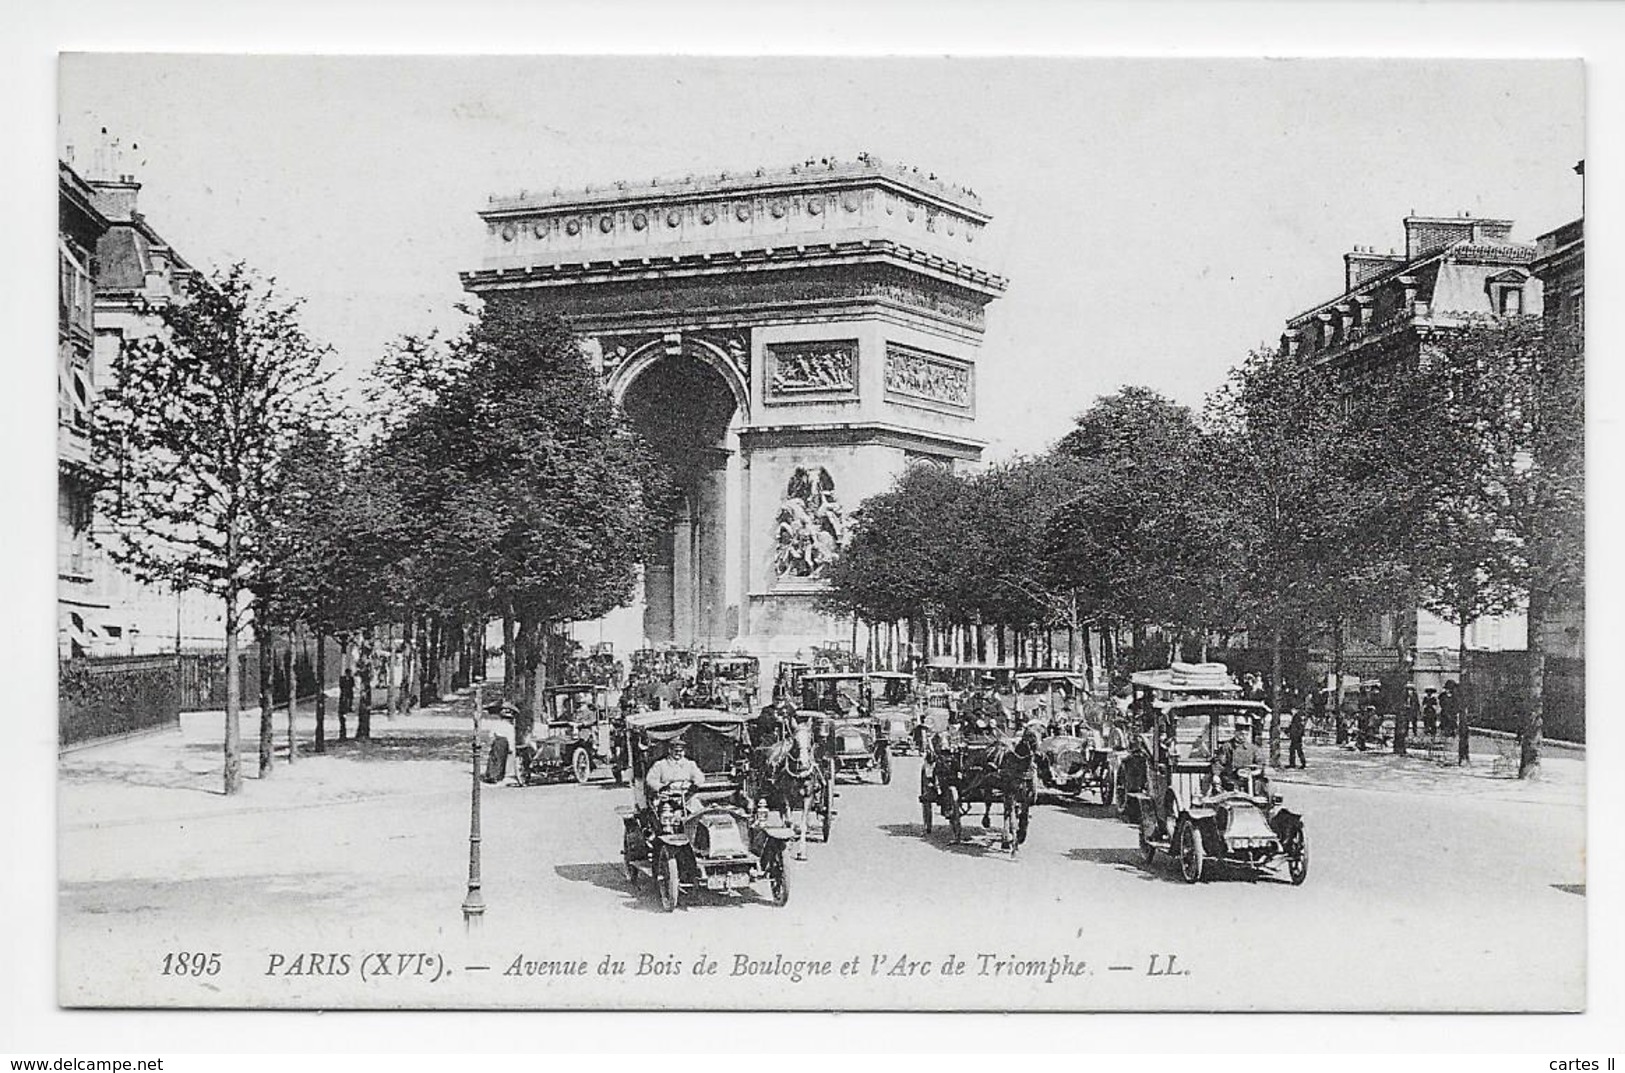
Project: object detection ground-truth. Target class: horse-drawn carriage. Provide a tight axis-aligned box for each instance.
[1130,699,1308,885]
[800,672,892,784]
[618,709,794,911]
[743,706,834,859]
[512,683,627,785]
[918,714,1039,856]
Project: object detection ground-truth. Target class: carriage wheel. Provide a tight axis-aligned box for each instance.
[821,781,834,843]
[657,850,681,912]
[1177,819,1205,884]
[946,785,963,842]
[768,855,791,906]
[1138,809,1157,865]
[880,748,893,785]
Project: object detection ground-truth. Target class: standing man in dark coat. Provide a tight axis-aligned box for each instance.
[1287,705,1308,768]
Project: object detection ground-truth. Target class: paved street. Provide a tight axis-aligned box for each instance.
[59,696,1585,1011]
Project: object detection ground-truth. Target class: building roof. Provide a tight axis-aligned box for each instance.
[95,215,197,295]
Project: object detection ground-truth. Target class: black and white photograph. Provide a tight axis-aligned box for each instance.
[39,43,1596,1022]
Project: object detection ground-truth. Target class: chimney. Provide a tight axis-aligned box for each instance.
[1345,247,1404,290]
[1404,215,1474,259]
[89,177,141,223]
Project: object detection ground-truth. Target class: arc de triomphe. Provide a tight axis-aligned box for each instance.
[461,156,1005,672]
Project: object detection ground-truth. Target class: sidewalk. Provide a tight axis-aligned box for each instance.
[1271,734,1584,809]
[58,689,488,831]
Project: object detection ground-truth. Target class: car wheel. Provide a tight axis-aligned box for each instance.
[880,748,893,785]
[572,748,591,785]
[1177,818,1205,884]
[1138,807,1157,865]
[769,855,790,907]
[623,840,639,887]
[1286,828,1309,886]
[1099,769,1114,808]
[657,850,681,913]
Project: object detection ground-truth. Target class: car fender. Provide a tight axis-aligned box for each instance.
[1185,805,1217,822]
[657,833,691,849]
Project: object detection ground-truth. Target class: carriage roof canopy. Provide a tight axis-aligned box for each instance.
[1131,663,1240,693]
[626,708,752,731]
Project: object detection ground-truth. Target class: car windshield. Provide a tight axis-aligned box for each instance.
[875,678,914,704]
[1172,706,1241,758]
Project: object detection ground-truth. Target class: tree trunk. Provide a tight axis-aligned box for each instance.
[1131,623,1147,673]
[258,620,274,775]
[337,636,352,741]
[285,644,297,765]
[512,618,537,746]
[1521,583,1545,779]
[1101,622,1116,693]
[1332,619,1347,745]
[1268,627,1283,767]
[357,628,374,742]
[314,628,327,754]
[384,624,398,720]
[1457,616,1471,765]
[1392,631,1409,757]
[222,583,243,795]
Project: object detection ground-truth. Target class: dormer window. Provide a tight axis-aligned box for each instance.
[1487,270,1528,316]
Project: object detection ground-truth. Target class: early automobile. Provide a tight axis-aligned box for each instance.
[515,683,627,785]
[619,709,793,911]
[1111,664,1244,820]
[1129,698,1308,885]
[800,672,892,784]
[772,660,811,704]
[868,670,924,754]
[1021,671,1113,802]
[694,652,761,713]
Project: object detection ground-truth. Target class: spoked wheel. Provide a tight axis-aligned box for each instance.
[657,850,681,912]
[880,748,893,785]
[572,748,591,785]
[1138,809,1157,865]
[623,831,640,887]
[1285,829,1309,886]
[1177,818,1205,884]
[768,855,790,906]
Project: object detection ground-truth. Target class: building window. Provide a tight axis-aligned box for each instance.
[1498,286,1523,315]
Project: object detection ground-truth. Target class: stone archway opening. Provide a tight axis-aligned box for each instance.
[619,354,740,646]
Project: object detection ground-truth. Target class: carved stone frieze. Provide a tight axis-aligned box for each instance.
[884,343,971,410]
[766,340,858,398]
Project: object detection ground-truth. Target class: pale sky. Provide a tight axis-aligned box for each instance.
[59,56,1583,458]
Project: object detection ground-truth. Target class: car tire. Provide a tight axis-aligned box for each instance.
[880,748,892,785]
[1286,828,1309,886]
[572,748,591,785]
[1138,807,1157,865]
[769,855,790,907]
[657,850,680,913]
[1177,818,1205,884]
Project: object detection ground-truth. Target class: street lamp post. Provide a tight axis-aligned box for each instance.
[462,679,485,930]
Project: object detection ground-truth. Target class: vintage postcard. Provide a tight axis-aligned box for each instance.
[55,54,1586,1011]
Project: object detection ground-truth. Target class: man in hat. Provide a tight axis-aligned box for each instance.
[1287,704,1308,769]
[1212,713,1268,795]
[645,737,706,811]
[1422,688,1440,737]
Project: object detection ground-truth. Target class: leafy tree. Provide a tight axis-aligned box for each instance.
[1416,316,1583,775]
[93,263,332,794]
[375,301,663,743]
[1047,388,1226,683]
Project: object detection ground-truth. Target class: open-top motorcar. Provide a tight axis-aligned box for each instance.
[868,671,924,754]
[801,672,892,784]
[772,660,810,704]
[1021,671,1115,802]
[694,653,760,713]
[618,708,793,911]
[515,683,626,785]
[1129,698,1307,885]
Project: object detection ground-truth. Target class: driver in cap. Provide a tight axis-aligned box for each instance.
[646,736,707,805]
[1212,712,1267,794]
